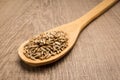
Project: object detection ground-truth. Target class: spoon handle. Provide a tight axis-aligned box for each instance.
[74,0,119,31]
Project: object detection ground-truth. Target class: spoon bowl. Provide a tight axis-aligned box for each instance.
[18,23,79,66]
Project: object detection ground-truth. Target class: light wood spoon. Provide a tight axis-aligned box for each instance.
[18,0,119,66]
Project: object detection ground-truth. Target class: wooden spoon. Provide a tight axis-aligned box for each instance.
[18,0,119,66]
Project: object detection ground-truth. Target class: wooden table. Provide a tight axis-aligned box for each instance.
[0,0,120,80]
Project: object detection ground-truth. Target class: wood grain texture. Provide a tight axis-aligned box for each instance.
[0,0,120,80]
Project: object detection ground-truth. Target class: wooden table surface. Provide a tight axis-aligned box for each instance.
[0,0,120,80]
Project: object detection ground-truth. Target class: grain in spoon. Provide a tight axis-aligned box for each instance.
[18,0,119,66]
